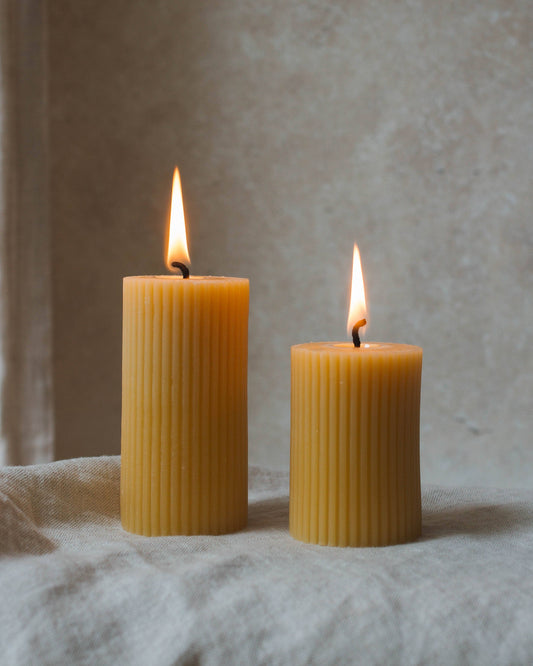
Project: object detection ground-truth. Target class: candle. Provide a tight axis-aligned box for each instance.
[121,168,249,536]
[289,245,422,547]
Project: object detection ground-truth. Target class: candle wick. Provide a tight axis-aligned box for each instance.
[352,319,367,348]
[171,261,190,279]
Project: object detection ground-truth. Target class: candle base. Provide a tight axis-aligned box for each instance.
[120,506,248,537]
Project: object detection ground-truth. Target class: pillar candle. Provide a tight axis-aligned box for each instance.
[120,169,249,536]
[289,245,423,547]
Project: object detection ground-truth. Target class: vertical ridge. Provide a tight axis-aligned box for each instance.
[298,349,304,540]
[299,350,306,538]
[414,355,423,533]
[120,281,131,529]
[338,353,349,546]
[242,283,250,527]
[389,353,399,544]
[397,354,407,542]
[191,285,201,533]
[225,282,235,532]
[150,281,162,535]
[357,353,367,546]
[220,284,230,532]
[134,280,144,534]
[209,282,217,532]
[237,282,248,529]
[169,283,180,533]
[160,281,171,535]
[227,284,238,532]
[404,355,413,540]
[241,282,249,527]
[199,282,210,532]
[180,283,191,533]
[120,281,128,527]
[348,353,355,545]
[292,347,302,538]
[328,354,338,546]
[318,353,328,544]
[302,350,310,541]
[310,353,320,543]
[408,353,422,539]
[370,353,380,546]
[379,354,390,545]
[289,348,296,533]
[142,280,153,534]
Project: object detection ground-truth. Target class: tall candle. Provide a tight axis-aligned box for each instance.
[289,245,422,547]
[121,168,249,536]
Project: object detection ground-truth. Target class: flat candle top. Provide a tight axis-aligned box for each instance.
[293,342,422,354]
[124,275,248,283]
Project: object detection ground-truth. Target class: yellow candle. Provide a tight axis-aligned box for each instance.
[289,245,423,547]
[121,169,249,536]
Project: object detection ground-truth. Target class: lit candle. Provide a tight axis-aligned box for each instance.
[289,244,422,547]
[121,168,249,536]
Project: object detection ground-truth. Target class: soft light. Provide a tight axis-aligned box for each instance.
[166,167,191,270]
[347,243,367,336]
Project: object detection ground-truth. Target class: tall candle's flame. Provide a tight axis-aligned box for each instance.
[166,167,190,270]
[347,243,368,336]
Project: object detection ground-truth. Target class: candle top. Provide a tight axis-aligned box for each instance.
[292,342,422,354]
[124,275,248,283]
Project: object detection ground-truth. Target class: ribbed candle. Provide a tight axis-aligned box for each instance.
[290,342,422,547]
[121,275,249,536]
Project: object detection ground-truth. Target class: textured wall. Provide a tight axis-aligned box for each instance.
[49,1,533,486]
[1,0,54,465]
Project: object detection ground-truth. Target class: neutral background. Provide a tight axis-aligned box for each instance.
[48,1,532,487]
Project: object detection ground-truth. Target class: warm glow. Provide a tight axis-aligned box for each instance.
[347,243,367,336]
[166,167,190,270]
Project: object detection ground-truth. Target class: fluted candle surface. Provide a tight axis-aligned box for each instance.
[121,275,249,536]
[290,342,422,547]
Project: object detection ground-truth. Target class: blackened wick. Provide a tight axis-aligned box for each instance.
[352,319,367,348]
[171,261,190,279]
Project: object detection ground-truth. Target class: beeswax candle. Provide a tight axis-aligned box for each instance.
[289,245,422,547]
[121,169,249,536]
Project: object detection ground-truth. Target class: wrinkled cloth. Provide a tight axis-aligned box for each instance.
[1,457,532,665]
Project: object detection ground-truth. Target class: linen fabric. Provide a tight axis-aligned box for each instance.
[1,457,532,665]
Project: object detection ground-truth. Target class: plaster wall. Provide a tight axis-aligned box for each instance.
[49,1,533,487]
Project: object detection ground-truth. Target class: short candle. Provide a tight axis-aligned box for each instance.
[120,168,249,536]
[289,245,422,547]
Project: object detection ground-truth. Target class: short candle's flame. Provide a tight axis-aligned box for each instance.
[347,243,368,336]
[166,167,191,271]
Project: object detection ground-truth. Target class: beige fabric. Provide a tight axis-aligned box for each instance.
[1,456,533,664]
[0,0,54,465]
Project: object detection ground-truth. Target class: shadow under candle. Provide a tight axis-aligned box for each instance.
[421,502,533,540]
[247,497,290,531]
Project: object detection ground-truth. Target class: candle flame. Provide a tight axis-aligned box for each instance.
[166,167,190,270]
[347,243,368,336]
